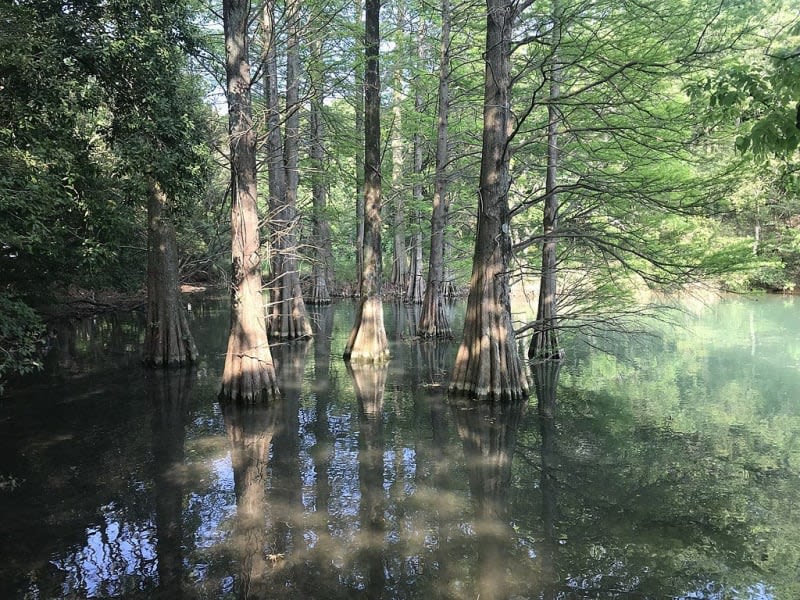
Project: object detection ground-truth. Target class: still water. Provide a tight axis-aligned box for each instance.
[1,296,799,599]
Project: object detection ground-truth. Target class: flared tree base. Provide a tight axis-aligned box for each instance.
[143,311,198,368]
[220,355,280,404]
[343,295,390,364]
[269,295,313,339]
[528,326,565,362]
[307,278,332,306]
[418,294,452,339]
[449,275,528,402]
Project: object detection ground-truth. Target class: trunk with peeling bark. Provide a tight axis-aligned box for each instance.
[267,0,311,339]
[530,6,564,361]
[449,0,528,401]
[344,0,389,364]
[143,178,198,367]
[220,0,279,403]
[418,0,451,335]
[309,39,333,305]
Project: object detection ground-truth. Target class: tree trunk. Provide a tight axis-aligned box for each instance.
[309,38,333,305]
[390,7,407,290]
[449,0,528,401]
[220,0,279,402]
[268,0,312,339]
[418,0,451,335]
[405,226,425,303]
[263,0,285,324]
[344,0,390,364]
[143,177,198,367]
[404,23,426,305]
[354,0,365,297]
[530,5,564,361]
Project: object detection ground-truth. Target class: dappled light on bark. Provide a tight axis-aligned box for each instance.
[344,0,389,364]
[264,0,312,340]
[344,296,390,364]
[142,178,197,368]
[220,0,279,403]
[449,254,528,401]
[529,8,565,363]
[448,0,527,401]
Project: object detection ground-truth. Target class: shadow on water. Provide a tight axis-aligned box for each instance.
[1,297,799,598]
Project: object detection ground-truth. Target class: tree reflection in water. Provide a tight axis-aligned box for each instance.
[43,369,194,599]
[151,369,194,599]
[5,300,799,598]
[349,361,389,598]
[221,398,279,599]
[451,396,524,600]
[533,360,562,600]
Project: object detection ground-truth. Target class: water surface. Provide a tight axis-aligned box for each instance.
[1,296,798,599]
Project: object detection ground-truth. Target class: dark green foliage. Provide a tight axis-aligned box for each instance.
[0,294,45,393]
[0,2,141,292]
[0,0,214,379]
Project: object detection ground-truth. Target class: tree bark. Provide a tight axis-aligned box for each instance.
[309,38,333,305]
[418,0,451,335]
[404,21,427,305]
[143,177,198,367]
[354,0,365,297]
[262,0,284,325]
[267,0,312,339]
[220,0,279,403]
[390,6,407,290]
[405,226,425,303]
[530,4,564,361]
[344,0,390,363]
[448,0,528,401]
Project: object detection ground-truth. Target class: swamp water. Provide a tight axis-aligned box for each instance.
[1,296,799,599]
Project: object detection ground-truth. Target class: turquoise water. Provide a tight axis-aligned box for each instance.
[0,296,798,599]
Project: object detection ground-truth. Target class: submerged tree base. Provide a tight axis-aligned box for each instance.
[418,296,452,339]
[529,326,565,361]
[448,266,529,402]
[343,296,390,364]
[219,353,280,404]
[142,318,198,368]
